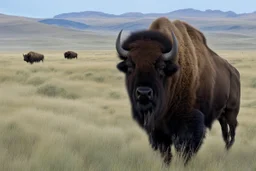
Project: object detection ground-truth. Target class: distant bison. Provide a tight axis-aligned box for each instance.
[64,51,78,59]
[115,17,241,165]
[23,51,44,64]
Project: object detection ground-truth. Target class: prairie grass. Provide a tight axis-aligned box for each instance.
[0,50,256,171]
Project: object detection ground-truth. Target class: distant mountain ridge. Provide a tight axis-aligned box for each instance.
[1,8,256,33]
[41,8,256,32]
[54,8,256,19]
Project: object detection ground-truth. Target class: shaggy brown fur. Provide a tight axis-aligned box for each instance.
[64,51,78,59]
[116,17,241,165]
[149,18,217,120]
[23,51,44,64]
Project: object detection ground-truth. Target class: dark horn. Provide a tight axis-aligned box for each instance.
[116,30,129,59]
[163,31,178,61]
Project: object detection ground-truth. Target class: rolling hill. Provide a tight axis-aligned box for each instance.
[0,14,116,51]
[39,19,90,30]
[0,8,255,51]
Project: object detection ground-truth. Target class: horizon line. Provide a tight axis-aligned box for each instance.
[1,7,255,19]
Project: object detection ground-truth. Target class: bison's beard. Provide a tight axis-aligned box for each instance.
[136,101,155,127]
[130,90,167,133]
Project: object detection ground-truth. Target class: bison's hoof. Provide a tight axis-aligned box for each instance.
[226,139,235,150]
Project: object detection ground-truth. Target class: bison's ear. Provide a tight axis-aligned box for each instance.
[164,62,179,76]
[117,61,128,73]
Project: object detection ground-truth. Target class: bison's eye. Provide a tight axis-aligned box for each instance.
[155,63,166,78]
[127,67,133,74]
[126,61,135,75]
[158,64,165,70]
[127,65,135,74]
[158,68,165,78]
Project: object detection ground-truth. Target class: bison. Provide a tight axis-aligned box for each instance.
[23,51,44,64]
[115,17,240,165]
[64,51,78,59]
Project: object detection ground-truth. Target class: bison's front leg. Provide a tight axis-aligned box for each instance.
[149,130,173,166]
[173,109,206,165]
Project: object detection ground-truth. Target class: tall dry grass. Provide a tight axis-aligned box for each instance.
[0,50,256,171]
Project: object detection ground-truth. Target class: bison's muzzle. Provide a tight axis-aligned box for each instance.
[136,86,153,103]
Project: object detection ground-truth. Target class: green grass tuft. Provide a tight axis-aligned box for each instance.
[251,78,256,88]
[37,84,80,100]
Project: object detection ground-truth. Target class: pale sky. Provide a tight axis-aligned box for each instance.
[0,0,255,18]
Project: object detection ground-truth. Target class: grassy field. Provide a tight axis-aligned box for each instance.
[0,50,256,171]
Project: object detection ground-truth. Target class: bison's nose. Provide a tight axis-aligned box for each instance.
[136,86,153,101]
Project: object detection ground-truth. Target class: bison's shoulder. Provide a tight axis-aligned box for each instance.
[28,51,43,56]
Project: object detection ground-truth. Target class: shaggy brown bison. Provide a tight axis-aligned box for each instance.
[115,17,240,165]
[23,51,44,64]
[64,51,78,59]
